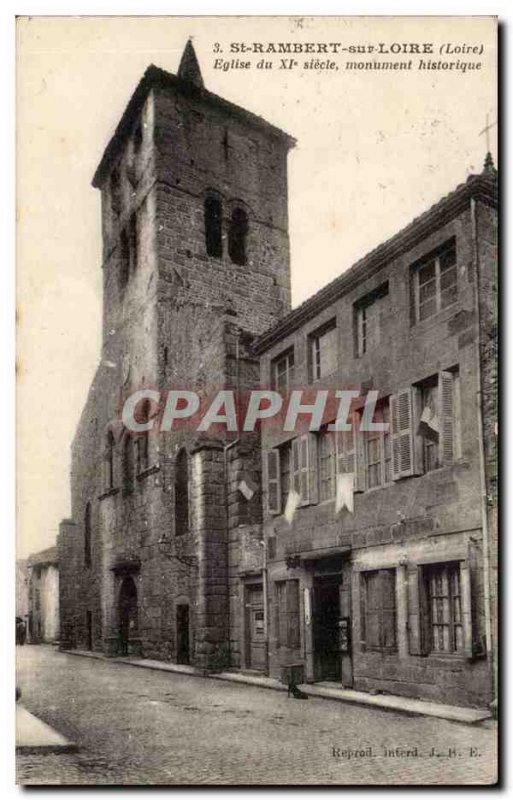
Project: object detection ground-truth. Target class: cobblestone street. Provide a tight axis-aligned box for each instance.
[16,646,497,785]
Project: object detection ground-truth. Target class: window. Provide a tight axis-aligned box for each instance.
[228,207,248,266]
[133,121,143,154]
[275,580,300,648]
[175,449,189,536]
[361,569,396,651]
[84,502,92,568]
[412,239,457,323]
[110,167,121,217]
[136,400,151,473]
[415,369,459,473]
[266,434,318,515]
[129,212,138,273]
[309,321,337,380]
[122,435,134,496]
[104,430,115,490]
[425,563,463,654]
[272,348,295,393]
[318,428,335,502]
[354,282,389,357]
[363,401,392,489]
[119,229,130,288]
[205,195,223,258]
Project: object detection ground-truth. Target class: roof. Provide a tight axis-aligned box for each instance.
[27,546,58,568]
[252,160,498,356]
[92,42,295,189]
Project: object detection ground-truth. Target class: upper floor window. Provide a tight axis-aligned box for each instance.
[411,239,457,324]
[354,282,389,357]
[309,320,337,381]
[205,195,223,258]
[272,348,295,393]
[228,207,248,266]
[175,449,189,536]
[363,401,392,490]
[84,502,92,568]
[318,428,335,502]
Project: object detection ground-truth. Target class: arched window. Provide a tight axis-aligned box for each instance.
[84,502,92,568]
[122,434,134,496]
[228,207,248,266]
[104,430,115,490]
[119,228,130,288]
[136,400,151,474]
[204,195,223,258]
[175,449,189,536]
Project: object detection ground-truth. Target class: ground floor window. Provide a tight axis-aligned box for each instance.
[424,562,463,654]
[361,569,397,652]
[275,579,300,649]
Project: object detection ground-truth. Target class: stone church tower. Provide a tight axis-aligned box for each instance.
[58,41,294,670]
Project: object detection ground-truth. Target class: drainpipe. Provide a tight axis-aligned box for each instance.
[470,197,494,688]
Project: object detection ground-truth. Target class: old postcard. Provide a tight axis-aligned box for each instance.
[16,15,498,785]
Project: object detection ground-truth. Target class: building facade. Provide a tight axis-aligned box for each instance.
[58,41,497,708]
[27,546,60,644]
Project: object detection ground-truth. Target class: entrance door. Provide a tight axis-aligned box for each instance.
[313,574,341,681]
[119,576,138,656]
[85,610,93,651]
[245,584,266,671]
[176,604,190,665]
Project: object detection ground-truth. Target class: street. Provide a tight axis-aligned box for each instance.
[16,645,497,785]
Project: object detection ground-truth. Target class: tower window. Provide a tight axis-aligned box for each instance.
[120,229,130,288]
[204,195,223,258]
[136,400,151,473]
[175,449,189,536]
[104,430,115,490]
[228,207,248,266]
[110,167,122,217]
[122,435,134,496]
[129,212,138,273]
[133,121,143,154]
[84,502,92,568]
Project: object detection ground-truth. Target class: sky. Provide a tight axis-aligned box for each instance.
[16,15,497,558]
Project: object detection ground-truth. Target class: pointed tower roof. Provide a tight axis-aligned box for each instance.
[177,39,204,88]
[483,151,497,176]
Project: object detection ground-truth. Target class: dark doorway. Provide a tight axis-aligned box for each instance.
[176,604,190,665]
[119,576,138,656]
[244,583,266,671]
[85,610,93,651]
[312,573,342,681]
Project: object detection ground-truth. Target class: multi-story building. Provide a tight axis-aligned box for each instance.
[254,161,497,709]
[27,546,60,644]
[58,41,497,709]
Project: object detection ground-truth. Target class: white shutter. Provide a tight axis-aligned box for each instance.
[266,449,281,515]
[353,413,366,492]
[335,416,356,475]
[391,389,415,479]
[299,434,310,505]
[439,371,454,466]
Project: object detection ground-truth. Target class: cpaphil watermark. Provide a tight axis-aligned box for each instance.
[121,386,389,436]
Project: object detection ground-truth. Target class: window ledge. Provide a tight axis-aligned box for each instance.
[136,464,160,481]
[98,487,119,501]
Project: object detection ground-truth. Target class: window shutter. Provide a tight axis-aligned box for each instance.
[298,434,310,505]
[335,415,356,475]
[353,414,366,492]
[406,566,428,655]
[358,573,367,651]
[308,433,319,505]
[391,389,415,479]
[292,437,301,497]
[439,371,454,466]
[286,580,300,648]
[266,449,281,515]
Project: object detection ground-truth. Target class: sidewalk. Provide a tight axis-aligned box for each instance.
[62,649,491,726]
[16,704,77,755]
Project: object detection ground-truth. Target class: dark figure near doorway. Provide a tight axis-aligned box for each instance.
[16,617,26,645]
[118,576,138,656]
[287,675,309,700]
